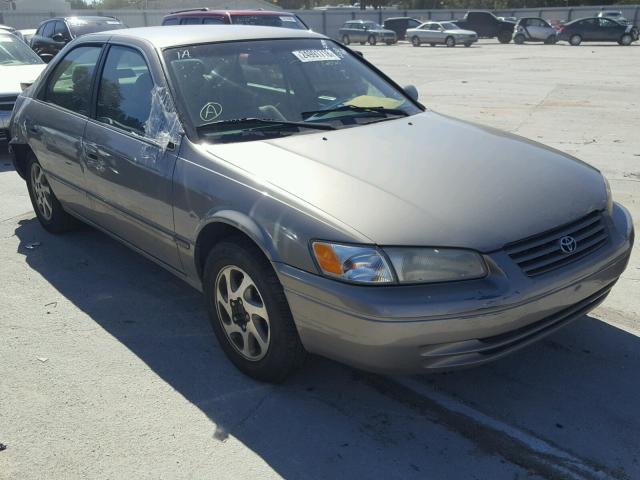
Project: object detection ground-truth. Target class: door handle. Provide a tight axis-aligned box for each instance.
[86,152,98,160]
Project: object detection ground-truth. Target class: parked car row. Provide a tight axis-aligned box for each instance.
[381,11,638,47]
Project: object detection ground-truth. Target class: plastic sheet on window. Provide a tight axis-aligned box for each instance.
[144,86,182,152]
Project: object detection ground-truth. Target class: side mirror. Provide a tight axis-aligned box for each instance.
[403,84,419,102]
[52,33,65,43]
[39,53,54,63]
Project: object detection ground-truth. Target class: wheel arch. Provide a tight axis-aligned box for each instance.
[8,142,34,180]
[194,211,280,281]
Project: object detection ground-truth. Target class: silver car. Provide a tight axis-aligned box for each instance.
[9,26,634,382]
[406,21,478,47]
[513,17,558,44]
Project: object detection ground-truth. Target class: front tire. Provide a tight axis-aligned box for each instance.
[203,237,306,383]
[445,36,456,47]
[26,153,78,233]
[342,34,350,45]
[514,33,525,44]
[368,35,377,46]
[411,36,421,47]
[620,33,632,46]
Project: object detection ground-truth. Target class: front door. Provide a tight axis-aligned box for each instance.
[83,44,183,271]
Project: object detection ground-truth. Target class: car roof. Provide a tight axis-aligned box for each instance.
[84,25,325,49]
[44,16,121,22]
[165,10,297,17]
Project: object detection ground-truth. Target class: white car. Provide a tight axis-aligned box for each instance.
[407,21,478,47]
[0,31,45,142]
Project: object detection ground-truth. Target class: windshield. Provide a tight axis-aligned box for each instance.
[231,15,306,30]
[163,38,420,143]
[68,19,126,37]
[0,33,42,65]
[441,22,459,30]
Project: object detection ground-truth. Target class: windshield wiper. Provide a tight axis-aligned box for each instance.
[198,117,336,132]
[301,105,409,120]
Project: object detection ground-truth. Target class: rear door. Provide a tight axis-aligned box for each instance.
[28,44,103,215]
[82,44,183,271]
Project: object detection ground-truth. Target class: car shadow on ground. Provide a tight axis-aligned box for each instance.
[12,216,640,478]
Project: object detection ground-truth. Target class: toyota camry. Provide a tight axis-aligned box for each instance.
[9,26,634,382]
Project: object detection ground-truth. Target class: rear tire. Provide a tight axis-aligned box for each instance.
[569,34,582,46]
[26,153,78,234]
[203,237,306,383]
[342,34,350,45]
[463,42,472,47]
[498,30,512,43]
[368,35,377,46]
[411,36,421,47]
[514,34,525,44]
[620,33,632,46]
[445,36,455,47]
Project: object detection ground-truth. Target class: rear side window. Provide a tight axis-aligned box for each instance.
[45,46,102,115]
[182,17,202,25]
[96,46,154,137]
[163,18,179,26]
[231,15,306,30]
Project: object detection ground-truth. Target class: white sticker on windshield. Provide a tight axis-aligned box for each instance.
[292,49,340,63]
[280,16,297,22]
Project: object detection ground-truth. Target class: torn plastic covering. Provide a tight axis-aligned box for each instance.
[143,86,182,152]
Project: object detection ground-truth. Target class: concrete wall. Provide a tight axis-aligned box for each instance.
[1,4,638,38]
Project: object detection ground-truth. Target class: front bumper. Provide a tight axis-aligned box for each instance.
[277,203,634,374]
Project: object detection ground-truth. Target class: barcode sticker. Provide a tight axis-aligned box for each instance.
[292,49,341,63]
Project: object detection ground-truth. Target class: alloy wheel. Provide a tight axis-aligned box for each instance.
[215,265,271,361]
[30,163,53,220]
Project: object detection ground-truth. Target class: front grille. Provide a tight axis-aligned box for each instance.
[0,95,17,112]
[505,210,608,277]
[0,129,8,143]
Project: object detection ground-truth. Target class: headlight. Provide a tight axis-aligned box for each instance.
[311,242,487,284]
[312,242,394,284]
[603,176,613,214]
[384,248,487,283]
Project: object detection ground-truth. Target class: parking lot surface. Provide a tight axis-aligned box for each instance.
[1,40,639,480]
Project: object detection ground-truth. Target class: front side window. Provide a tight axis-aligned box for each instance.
[96,46,154,137]
[598,18,618,28]
[45,46,102,115]
[441,22,458,30]
[182,18,202,25]
[163,38,420,144]
[53,20,69,39]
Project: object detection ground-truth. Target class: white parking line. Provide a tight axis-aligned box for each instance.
[367,376,620,480]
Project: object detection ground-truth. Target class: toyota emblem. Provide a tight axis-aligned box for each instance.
[559,236,577,254]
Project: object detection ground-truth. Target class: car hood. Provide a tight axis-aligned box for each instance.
[203,111,606,251]
[0,64,45,95]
